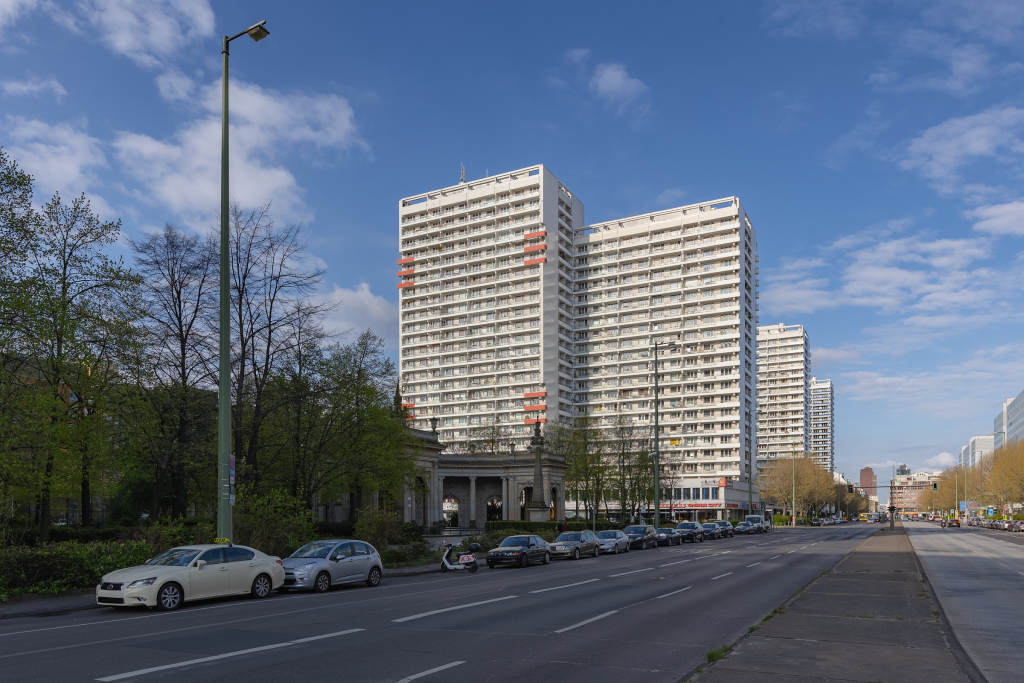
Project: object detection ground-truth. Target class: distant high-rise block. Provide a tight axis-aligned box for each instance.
[810,376,834,471]
[756,323,810,468]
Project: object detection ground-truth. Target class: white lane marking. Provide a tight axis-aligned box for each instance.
[711,572,733,580]
[554,610,618,633]
[393,595,518,623]
[529,579,600,594]
[659,559,693,567]
[95,629,363,681]
[998,562,1008,568]
[747,562,761,567]
[787,550,796,554]
[395,661,466,683]
[769,555,781,560]
[800,546,808,549]
[656,586,692,599]
[609,568,654,578]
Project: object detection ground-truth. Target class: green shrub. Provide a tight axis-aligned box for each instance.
[0,541,154,600]
[312,520,355,539]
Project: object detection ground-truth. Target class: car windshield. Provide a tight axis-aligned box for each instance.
[657,528,673,533]
[677,522,697,529]
[146,548,201,566]
[702,523,715,528]
[715,521,729,526]
[624,526,647,534]
[555,533,581,542]
[746,516,762,523]
[596,531,618,539]
[500,536,531,547]
[290,541,336,559]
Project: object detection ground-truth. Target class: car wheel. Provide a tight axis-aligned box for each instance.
[520,553,529,568]
[157,582,182,611]
[250,574,272,599]
[613,544,618,555]
[573,548,580,561]
[366,566,382,587]
[593,546,600,558]
[314,571,331,593]
[542,552,550,565]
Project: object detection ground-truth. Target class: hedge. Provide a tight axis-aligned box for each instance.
[484,520,622,533]
[0,541,154,600]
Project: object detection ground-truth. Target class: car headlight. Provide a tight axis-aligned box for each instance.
[126,578,157,588]
[297,563,316,572]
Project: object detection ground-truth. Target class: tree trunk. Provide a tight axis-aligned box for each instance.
[38,453,54,543]
[81,474,91,527]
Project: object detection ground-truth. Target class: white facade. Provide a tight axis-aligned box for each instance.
[397,165,584,445]
[960,434,994,467]
[1004,387,1024,447]
[994,397,1015,451]
[810,377,834,471]
[570,199,761,515]
[397,166,762,518]
[756,323,811,467]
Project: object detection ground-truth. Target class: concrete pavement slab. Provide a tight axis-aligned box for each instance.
[786,591,935,620]
[757,612,948,649]
[806,574,922,596]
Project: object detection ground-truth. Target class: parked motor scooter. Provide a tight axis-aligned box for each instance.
[440,543,480,573]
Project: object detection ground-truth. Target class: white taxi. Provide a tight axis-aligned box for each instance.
[96,544,285,611]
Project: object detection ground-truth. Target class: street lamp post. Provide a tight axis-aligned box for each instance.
[652,339,677,528]
[217,20,270,543]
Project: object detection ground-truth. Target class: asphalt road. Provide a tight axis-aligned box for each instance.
[0,525,876,683]
[905,520,1024,683]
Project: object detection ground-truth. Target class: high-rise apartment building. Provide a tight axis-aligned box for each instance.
[809,376,834,471]
[1008,387,1024,447]
[755,323,810,468]
[859,467,877,494]
[397,165,762,518]
[995,392,1021,450]
[960,435,994,467]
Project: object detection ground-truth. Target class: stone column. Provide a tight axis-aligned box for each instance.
[438,475,445,526]
[469,476,477,527]
[502,477,509,520]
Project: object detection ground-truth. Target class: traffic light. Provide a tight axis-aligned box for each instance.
[933,482,938,491]
[848,484,854,493]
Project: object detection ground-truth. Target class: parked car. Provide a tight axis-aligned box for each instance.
[596,529,630,554]
[713,520,734,538]
[281,539,383,593]
[96,544,285,611]
[733,521,754,535]
[674,521,704,543]
[623,525,658,550]
[656,528,682,546]
[486,535,550,568]
[550,531,600,560]
[701,522,722,540]
[745,515,768,533]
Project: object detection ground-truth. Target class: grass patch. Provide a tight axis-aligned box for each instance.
[894,569,903,572]
[932,610,940,618]
[916,593,928,598]
[705,644,730,663]
[748,625,760,633]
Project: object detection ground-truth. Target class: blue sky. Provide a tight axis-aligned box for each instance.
[3,1,1024,495]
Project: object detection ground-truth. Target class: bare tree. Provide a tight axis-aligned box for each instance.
[130,224,217,518]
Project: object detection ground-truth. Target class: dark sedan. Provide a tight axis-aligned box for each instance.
[623,525,658,550]
[675,521,704,543]
[713,521,734,538]
[550,531,600,560]
[733,521,754,535]
[701,522,722,540]
[486,535,550,568]
[655,528,682,546]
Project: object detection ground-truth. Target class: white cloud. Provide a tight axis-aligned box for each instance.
[655,188,686,206]
[589,63,650,121]
[321,282,398,349]
[966,200,1024,236]
[900,105,1024,194]
[53,0,215,69]
[763,0,866,40]
[565,48,591,65]
[155,68,195,101]
[0,0,36,37]
[823,101,890,170]
[3,116,112,215]
[871,31,995,97]
[0,75,66,101]
[112,78,367,226]
[812,347,862,365]
[923,452,957,468]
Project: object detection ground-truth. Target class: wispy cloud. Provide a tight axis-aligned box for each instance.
[655,188,686,206]
[589,62,651,122]
[763,0,867,40]
[321,282,399,350]
[824,101,890,170]
[0,75,66,101]
[966,200,1024,236]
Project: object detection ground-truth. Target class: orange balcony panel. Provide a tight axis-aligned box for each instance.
[524,257,547,266]
[524,391,547,398]
[524,244,545,253]
[397,282,415,289]
[524,404,547,411]
[397,257,414,265]
[524,418,547,425]
[401,403,415,408]
[405,415,416,420]
[524,230,547,240]
[397,269,415,276]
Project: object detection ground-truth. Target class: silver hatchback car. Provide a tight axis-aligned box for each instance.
[280,539,383,593]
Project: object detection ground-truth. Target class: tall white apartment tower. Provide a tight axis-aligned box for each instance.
[756,323,811,468]
[809,377,834,471]
[570,199,761,511]
[397,165,585,445]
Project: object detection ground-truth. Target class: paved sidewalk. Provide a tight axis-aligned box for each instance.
[689,526,975,683]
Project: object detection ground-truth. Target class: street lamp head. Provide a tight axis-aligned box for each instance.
[247,21,270,42]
